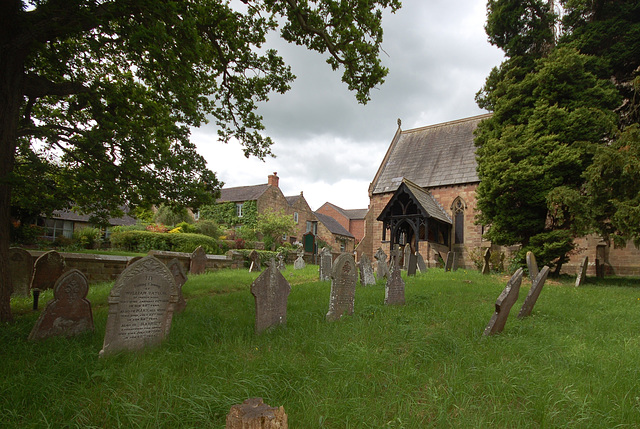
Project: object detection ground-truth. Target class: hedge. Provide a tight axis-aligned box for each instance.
[110,231,221,254]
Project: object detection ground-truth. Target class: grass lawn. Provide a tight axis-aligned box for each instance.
[2,266,640,428]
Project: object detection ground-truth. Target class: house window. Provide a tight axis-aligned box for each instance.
[236,203,244,218]
[306,221,317,235]
[39,218,74,240]
[453,198,465,244]
[294,212,299,224]
[193,210,200,221]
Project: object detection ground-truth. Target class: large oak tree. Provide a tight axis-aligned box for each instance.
[0,0,400,322]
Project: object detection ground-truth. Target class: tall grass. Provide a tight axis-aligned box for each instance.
[1,266,640,428]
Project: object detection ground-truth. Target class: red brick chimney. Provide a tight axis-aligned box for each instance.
[268,172,279,188]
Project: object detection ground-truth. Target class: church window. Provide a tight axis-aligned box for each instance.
[453,198,465,244]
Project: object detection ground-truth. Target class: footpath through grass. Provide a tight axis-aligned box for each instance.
[2,266,640,428]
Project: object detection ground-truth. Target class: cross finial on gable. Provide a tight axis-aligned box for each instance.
[397,118,401,128]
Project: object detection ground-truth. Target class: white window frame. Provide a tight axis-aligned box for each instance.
[236,203,244,218]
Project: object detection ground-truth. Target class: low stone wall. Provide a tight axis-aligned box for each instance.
[27,250,246,285]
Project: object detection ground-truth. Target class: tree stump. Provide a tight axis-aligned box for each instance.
[226,398,288,429]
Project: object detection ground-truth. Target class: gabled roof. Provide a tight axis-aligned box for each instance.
[51,208,137,226]
[314,212,355,238]
[217,184,270,203]
[370,114,490,195]
[377,179,452,225]
[320,202,368,220]
[285,194,302,206]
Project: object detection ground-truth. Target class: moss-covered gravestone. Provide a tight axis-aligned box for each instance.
[250,259,291,333]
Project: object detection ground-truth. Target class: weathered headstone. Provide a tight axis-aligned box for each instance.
[481,248,491,275]
[226,397,288,429]
[444,251,454,272]
[319,247,332,281]
[389,246,401,273]
[189,246,207,275]
[526,251,539,283]
[358,253,376,286]
[250,259,291,333]
[126,256,143,267]
[416,252,427,274]
[407,252,417,276]
[384,263,405,305]
[326,253,357,321]
[9,247,32,297]
[249,250,261,273]
[100,256,178,357]
[403,245,411,270]
[483,267,523,336]
[167,258,188,313]
[31,250,66,291]
[374,248,389,279]
[294,248,306,269]
[518,265,550,318]
[276,252,285,271]
[452,252,458,271]
[28,269,94,340]
[575,256,588,287]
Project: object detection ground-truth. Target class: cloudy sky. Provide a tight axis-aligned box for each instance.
[191,0,504,211]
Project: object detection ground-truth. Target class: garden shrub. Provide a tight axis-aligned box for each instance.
[110,231,220,254]
[73,227,102,249]
[194,219,221,239]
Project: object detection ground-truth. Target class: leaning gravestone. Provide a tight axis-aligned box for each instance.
[374,248,390,279]
[31,250,66,291]
[407,252,417,276]
[167,258,188,313]
[403,245,411,270]
[384,263,405,306]
[575,256,588,287]
[189,246,207,275]
[444,251,454,272]
[9,247,32,297]
[518,265,550,318]
[319,247,332,281]
[28,269,94,341]
[483,267,523,336]
[358,253,376,286]
[326,253,357,321]
[526,251,539,283]
[294,248,306,270]
[250,259,291,333]
[249,250,261,273]
[481,248,491,275]
[416,252,427,274]
[100,256,178,357]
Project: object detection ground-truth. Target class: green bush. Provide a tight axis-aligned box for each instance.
[73,227,102,249]
[111,224,148,233]
[194,219,221,239]
[176,221,198,234]
[110,230,220,254]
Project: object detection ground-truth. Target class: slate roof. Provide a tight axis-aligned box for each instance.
[401,179,452,224]
[51,208,137,226]
[217,184,270,202]
[314,212,355,238]
[285,195,301,206]
[321,202,368,220]
[370,114,490,195]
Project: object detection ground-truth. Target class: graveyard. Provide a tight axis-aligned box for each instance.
[2,262,640,428]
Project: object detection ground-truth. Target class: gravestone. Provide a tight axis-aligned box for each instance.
[250,259,291,333]
[294,249,306,270]
[100,256,178,357]
[403,245,411,270]
[319,247,332,281]
[9,247,32,297]
[452,252,458,271]
[416,252,427,274]
[575,256,588,287]
[389,246,401,273]
[483,267,523,336]
[167,258,188,313]
[276,252,285,271]
[326,253,357,321]
[444,251,454,272]
[407,252,417,276]
[384,263,405,305]
[481,248,491,275]
[126,256,143,267]
[358,253,376,286]
[526,251,539,283]
[189,246,207,275]
[374,248,389,279]
[226,397,288,429]
[31,250,66,291]
[518,265,550,318]
[28,269,94,340]
[249,250,261,273]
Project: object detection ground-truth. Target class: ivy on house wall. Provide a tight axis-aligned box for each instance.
[199,201,258,229]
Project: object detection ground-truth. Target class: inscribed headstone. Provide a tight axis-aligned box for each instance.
[319,247,332,281]
[189,246,207,275]
[31,250,66,291]
[28,269,94,340]
[358,253,376,286]
[100,255,178,357]
[483,268,523,336]
[444,251,453,272]
[416,252,427,274]
[518,266,550,318]
[481,248,491,275]
[403,245,411,270]
[167,258,188,313]
[575,256,588,287]
[248,250,261,272]
[407,252,417,276]
[526,251,539,283]
[374,248,389,279]
[9,247,32,297]
[250,259,291,333]
[326,253,356,321]
[384,263,405,305]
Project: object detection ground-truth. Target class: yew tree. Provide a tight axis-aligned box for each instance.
[0,0,400,322]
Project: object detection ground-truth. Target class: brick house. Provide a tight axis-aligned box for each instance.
[315,202,368,244]
[364,114,640,275]
[314,211,356,253]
